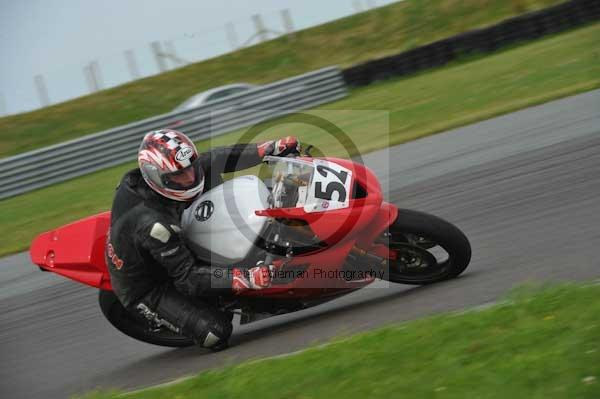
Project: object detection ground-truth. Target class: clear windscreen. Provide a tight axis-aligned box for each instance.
[264,156,314,209]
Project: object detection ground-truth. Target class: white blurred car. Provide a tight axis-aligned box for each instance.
[172,83,257,112]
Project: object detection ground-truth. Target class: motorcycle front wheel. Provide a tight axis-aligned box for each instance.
[380,209,471,285]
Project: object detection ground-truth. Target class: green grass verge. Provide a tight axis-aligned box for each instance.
[1,23,599,258]
[0,0,565,158]
[78,283,600,399]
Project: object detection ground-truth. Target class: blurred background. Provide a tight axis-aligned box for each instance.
[0,0,398,116]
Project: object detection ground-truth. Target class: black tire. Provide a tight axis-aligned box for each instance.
[98,290,195,348]
[382,209,471,285]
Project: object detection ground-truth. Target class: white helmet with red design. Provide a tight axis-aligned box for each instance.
[138,129,204,201]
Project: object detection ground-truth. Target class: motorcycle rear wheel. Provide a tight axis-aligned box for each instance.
[98,290,195,348]
[381,209,471,285]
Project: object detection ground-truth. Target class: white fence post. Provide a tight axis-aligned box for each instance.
[151,41,169,72]
[34,74,50,107]
[226,22,239,50]
[0,92,6,116]
[84,62,102,93]
[280,9,296,40]
[125,49,141,80]
[164,41,185,68]
[83,65,92,93]
[252,14,269,43]
[91,60,103,90]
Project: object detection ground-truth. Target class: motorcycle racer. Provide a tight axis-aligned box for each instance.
[105,129,300,350]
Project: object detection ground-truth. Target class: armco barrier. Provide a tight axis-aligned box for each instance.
[343,0,600,87]
[0,67,347,200]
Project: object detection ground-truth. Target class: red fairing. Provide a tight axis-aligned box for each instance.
[30,212,113,290]
[256,157,387,244]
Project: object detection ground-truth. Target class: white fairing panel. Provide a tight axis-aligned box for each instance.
[181,176,270,263]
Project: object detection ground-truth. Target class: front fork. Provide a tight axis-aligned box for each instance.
[355,201,398,258]
[342,202,399,277]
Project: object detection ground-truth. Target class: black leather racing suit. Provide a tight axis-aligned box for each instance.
[106,144,263,347]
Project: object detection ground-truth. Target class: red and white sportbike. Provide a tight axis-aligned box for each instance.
[30,149,471,347]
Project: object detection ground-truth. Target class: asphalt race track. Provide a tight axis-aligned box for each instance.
[1,90,599,398]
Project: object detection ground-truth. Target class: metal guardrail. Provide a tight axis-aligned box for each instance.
[0,67,347,200]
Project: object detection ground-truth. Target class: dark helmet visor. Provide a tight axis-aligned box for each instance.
[161,161,204,190]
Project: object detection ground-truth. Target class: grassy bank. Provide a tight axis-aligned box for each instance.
[0,0,565,158]
[80,283,600,398]
[1,23,598,257]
